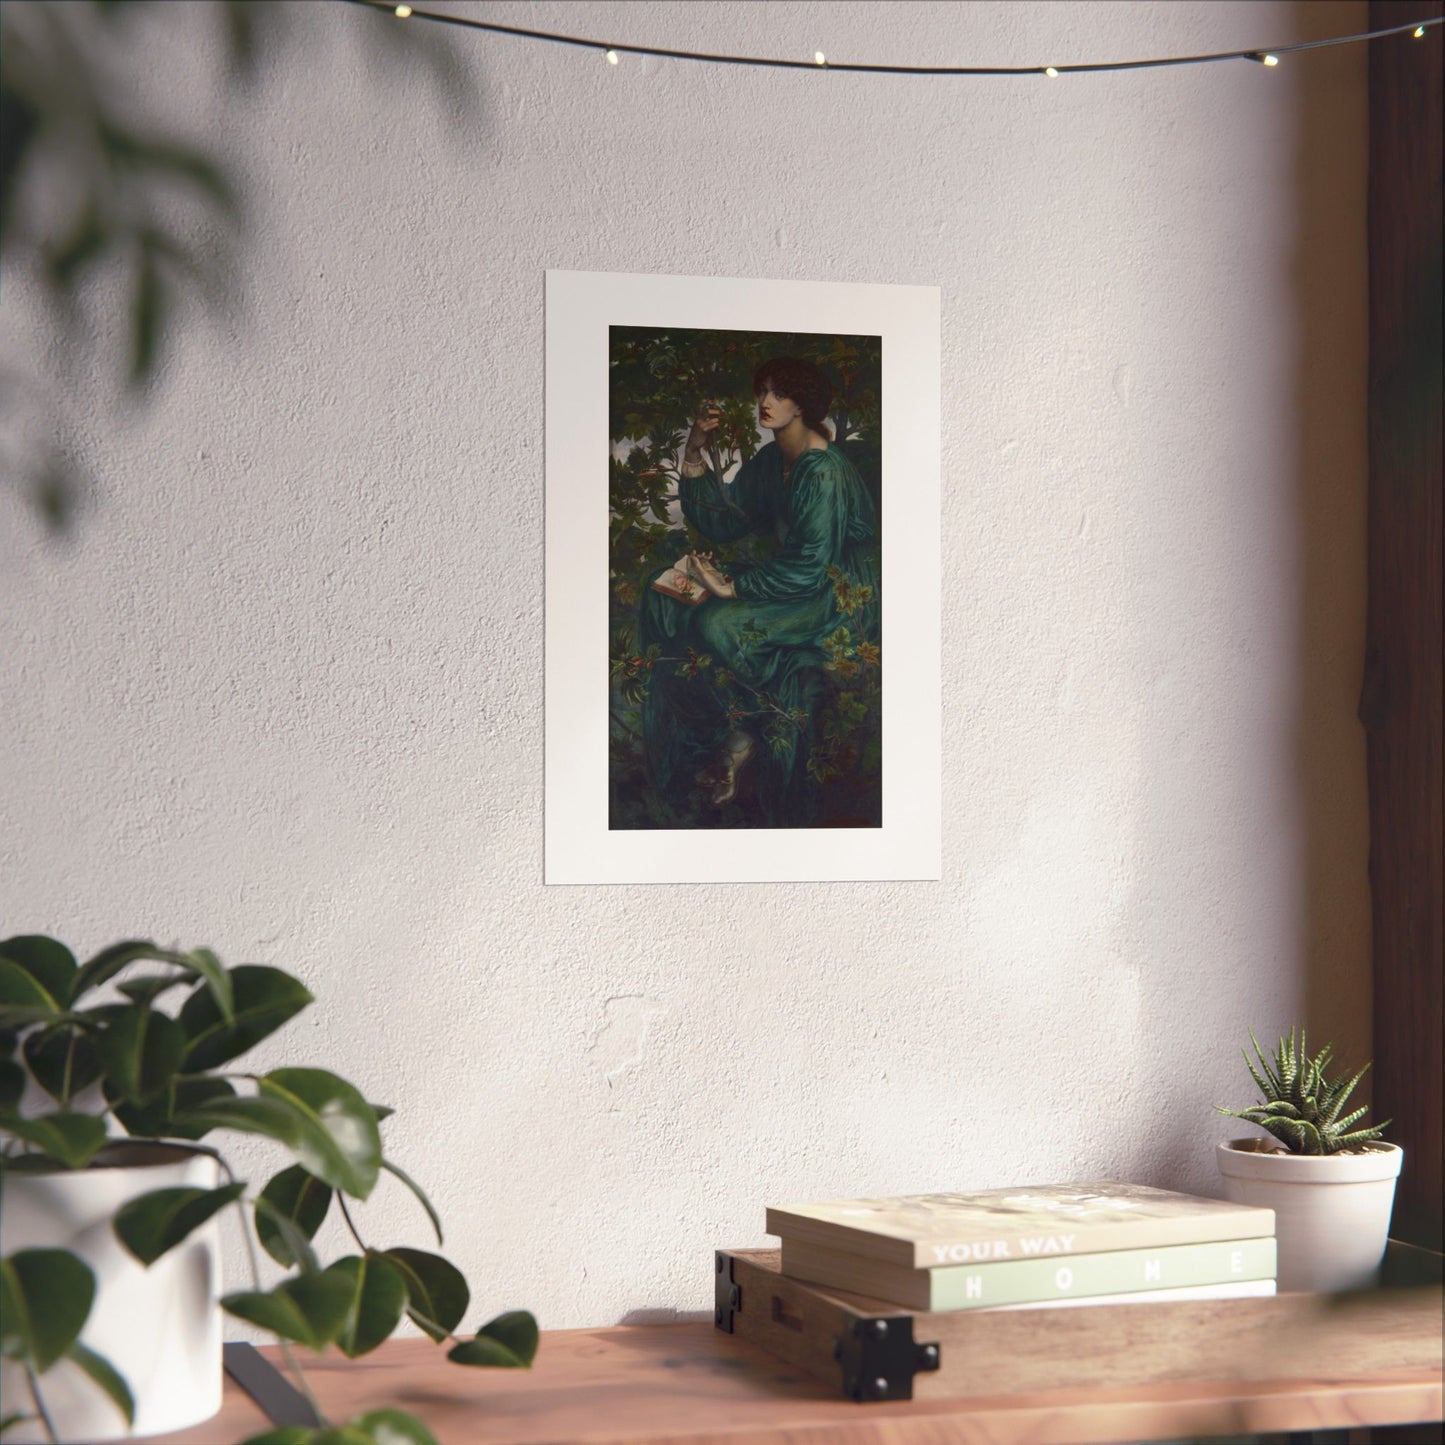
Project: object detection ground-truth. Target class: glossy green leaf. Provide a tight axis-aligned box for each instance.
[370,1103,394,1122]
[237,1430,314,1445]
[169,1094,308,1154]
[102,131,241,216]
[67,1341,135,1426]
[0,938,76,1007]
[0,1248,95,1370]
[97,1007,186,1103]
[259,1070,380,1200]
[72,941,173,999]
[180,966,312,1070]
[308,1430,374,1445]
[222,1272,353,1351]
[479,1309,539,1366]
[162,1077,241,1138]
[175,1084,375,1200]
[0,1059,24,1111]
[1,1412,35,1434]
[252,1197,320,1276]
[326,1254,407,1359]
[180,948,233,1022]
[24,1026,102,1102]
[0,1029,16,1059]
[445,1334,525,1368]
[44,201,106,289]
[115,974,190,1007]
[130,237,163,384]
[353,1409,440,1445]
[0,1258,21,1359]
[0,1005,62,1030]
[113,1182,245,1265]
[109,1075,237,1141]
[447,1310,538,1369]
[0,1111,108,1168]
[0,961,60,1024]
[256,1165,332,1268]
[380,1158,442,1245]
[69,942,229,1018]
[382,1248,468,1342]
[74,1003,130,1029]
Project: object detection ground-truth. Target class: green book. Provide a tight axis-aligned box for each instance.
[778,1235,1278,1311]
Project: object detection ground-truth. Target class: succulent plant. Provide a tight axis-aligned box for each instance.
[1217,1027,1391,1156]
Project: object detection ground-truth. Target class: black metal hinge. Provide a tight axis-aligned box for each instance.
[833,1313,941,1402]
[714,1250,741,1332]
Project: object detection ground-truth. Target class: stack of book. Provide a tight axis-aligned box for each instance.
[766,1181,1277,1312]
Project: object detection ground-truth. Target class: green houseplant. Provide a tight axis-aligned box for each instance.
[0,934,537,1445]
[1215,1027,1402,1292]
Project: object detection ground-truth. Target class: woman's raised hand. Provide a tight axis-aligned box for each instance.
[684,401,722,459]
[689,551,736,599]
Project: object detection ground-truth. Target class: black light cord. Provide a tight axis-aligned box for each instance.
[340,1,1441,77]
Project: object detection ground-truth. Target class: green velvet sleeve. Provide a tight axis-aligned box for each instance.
[733,452,848,603]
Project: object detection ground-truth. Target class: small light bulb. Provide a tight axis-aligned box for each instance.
[814,51,826,66]
[1413,25,1426,38]
[1263,53,1279,66]
[394,3,411,14]
[605,49,619,65]
[1044,66,1059,78]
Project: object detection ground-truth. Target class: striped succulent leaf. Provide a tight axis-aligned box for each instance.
[1216,1027,1391,1156]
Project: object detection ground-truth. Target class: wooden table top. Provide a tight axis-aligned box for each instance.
[154,1322,1444,1445]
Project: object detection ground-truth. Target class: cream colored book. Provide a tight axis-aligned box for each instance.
[766,1181,1275,1270]
[779,1234,1277,1310]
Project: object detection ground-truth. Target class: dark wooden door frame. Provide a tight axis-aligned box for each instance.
[1365,0,1442,1255]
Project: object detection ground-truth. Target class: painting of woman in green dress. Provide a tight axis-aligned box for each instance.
[609,329,882,830]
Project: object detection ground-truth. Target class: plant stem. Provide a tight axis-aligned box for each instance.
[60,1031,76,1109]
[217,1157,326,1427]
[218,1160,265,1296]
[649,654,801,728]
[336,1194,367,1253]
[275,1340,324,1426]
[330,1196,463,1349]
[24,1364,57,1444]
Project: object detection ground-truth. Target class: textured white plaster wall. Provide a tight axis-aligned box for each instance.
[0,1,1371,1330]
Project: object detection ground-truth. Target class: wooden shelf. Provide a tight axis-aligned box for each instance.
[153,1319,1442,1445]
[717,1244,1444,1408]
[146,1241,1444,1443]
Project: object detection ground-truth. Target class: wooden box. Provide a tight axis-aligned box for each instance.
[715,1242,1445,1404]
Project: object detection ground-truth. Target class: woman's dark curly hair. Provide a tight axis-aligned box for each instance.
[752,356,833,441]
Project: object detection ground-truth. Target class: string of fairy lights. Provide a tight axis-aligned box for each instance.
[340,1,1442,78]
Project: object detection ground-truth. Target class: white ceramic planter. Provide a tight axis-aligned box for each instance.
[1216,1137,1403,1293]
[0,1141,224,1441]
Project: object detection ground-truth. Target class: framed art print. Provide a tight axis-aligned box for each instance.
[545,269,940,883]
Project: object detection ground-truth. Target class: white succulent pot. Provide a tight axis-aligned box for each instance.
[1216,1137,1403,1293]
[0,1141,224,1441]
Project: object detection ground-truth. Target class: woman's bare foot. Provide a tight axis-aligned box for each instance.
[708,730,756,806]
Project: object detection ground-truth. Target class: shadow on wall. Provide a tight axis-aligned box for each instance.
[617,1308,715,1327]
[1286,0,1373,1091]
[1130,0,1373,1195]
[0,0,477,536]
